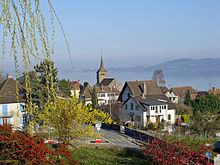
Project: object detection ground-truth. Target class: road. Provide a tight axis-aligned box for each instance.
[99,128,141,149]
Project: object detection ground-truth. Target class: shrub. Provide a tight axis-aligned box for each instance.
[141,135,215,165]
[0,124,79,164]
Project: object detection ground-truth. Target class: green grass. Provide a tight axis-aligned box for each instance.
[68,147,152,165]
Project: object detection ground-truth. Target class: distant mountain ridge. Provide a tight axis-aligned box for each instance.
[109,58,220,77]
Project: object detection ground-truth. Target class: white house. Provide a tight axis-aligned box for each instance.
[0,74,25,129]
[120,95,176,128]
[82,85,120,106]
[165,90,178,104]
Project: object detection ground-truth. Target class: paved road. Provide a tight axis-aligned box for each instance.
[100,128,140,149]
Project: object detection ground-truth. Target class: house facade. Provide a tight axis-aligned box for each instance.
[0,74,25,129]
[120,96,175,128]
[70,80,83,98]
[165,90,178,104]
[82,85,120,106]
[170,86,197,103]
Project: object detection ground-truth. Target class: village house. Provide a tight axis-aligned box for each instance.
[118,80,176,129]
[120,95,176,128]
[170,86,197,103]
[208,87,220,96]
[0,74,25,129]
[82,85,120,106]
[70,80,83,98]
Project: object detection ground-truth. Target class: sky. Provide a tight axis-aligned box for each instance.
[45,0,220,69]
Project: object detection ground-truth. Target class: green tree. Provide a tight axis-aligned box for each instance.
[190,111,220,136]
[34,60,58,103]
[184,89,192,106]
[192,93,220,114]
[83,81,89,89]
[91,86,98,109]
[58,79,71,97]
[18,71,43,107]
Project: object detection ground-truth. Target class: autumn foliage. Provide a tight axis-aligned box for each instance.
[141,135,214,165]
[0,124,79,164]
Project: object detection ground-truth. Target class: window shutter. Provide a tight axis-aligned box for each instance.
[2,105,8,116]
[20,104,23,111]
[0,118,2,125]
[20,117,23,125]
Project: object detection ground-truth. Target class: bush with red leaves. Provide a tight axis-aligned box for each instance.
[0,124,80,164]
[141,136,214,165]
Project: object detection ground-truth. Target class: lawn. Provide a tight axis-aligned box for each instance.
[68,146,152,165]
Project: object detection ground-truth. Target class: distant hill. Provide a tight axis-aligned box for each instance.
[109,58,220,78]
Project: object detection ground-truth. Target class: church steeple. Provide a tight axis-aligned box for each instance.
[100,55,104,69]
[97,54,108,84]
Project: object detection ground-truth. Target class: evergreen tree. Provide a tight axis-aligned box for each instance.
[184,89,192,106]
[18,60,58,112]
[58,79,71,97]
[91,86,98,108]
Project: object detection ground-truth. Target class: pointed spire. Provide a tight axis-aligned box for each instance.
[100,49,104,69]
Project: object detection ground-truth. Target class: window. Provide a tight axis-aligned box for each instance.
[173,98,175,101]
[168,114,171,120]
[130,103,133,110]
[127,93,130,97]
[100,94,105,97]
[108,94,110,96]
[3,118,11,125]
[135,115,141,122]
[125,104,127,110]
[155,106,158,113]
[135,105,139,110]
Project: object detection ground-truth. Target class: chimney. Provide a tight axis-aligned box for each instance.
[7,73,12,79]
[142,82,147,97]
[212,87,215,92]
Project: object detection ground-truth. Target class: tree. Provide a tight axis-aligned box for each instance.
[190,111,220,136]
[45,97,112,144]
[152,69,166,87]
[34,60,58,103]
[91,86,98,108]
[58,79,71,97]
[83,81,89,89]
[184,90,192,106]
[192,93,220,114]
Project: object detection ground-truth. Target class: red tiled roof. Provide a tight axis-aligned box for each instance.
[171,86,197,98]
[71,81,83,90]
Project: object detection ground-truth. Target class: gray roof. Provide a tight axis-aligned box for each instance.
[140,100,168,106]
[98,78,114,87]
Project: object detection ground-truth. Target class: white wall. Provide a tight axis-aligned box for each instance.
[166,91,178,104]
[0,103,25,129]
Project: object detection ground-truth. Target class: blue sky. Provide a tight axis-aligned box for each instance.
[45,0,220,69]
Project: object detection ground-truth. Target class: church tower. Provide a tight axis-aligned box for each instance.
[97,56,108,84]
